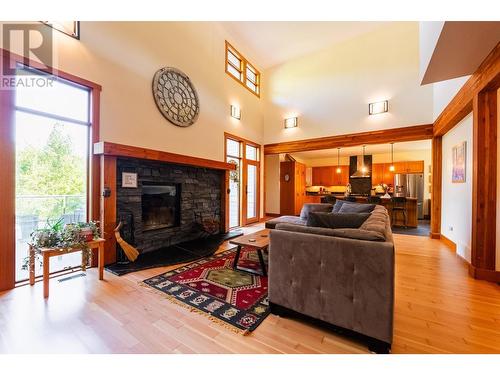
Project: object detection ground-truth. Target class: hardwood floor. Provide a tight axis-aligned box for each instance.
[0,224,499,354]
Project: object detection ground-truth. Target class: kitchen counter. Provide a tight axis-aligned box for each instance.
[335,196,418,227]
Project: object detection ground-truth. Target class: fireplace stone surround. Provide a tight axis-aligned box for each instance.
[116,158,223,253]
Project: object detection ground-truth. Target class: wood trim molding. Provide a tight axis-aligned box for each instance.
[430,136,442,239]
[468,265,500,283]
[471,89,497,271]
[0,51,16,291]
[264,124,434,155]
[94,142,236,171]
[440,234,457,251]
[100,156,117,265]
[434,42,500,136]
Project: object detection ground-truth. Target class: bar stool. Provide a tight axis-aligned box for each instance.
[391,196,407,228]
[321,195,337,204]
[368,196,381,204]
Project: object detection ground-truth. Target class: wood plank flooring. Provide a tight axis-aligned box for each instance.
[0,223,499,354]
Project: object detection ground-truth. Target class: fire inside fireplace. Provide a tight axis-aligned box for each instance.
[141,183,180,231]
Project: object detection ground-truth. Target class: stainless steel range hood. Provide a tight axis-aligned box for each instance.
[350,155,370,178]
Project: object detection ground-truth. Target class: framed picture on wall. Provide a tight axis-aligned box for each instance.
[452,141,466,183]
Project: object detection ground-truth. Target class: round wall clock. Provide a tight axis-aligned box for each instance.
[152,67,200,127]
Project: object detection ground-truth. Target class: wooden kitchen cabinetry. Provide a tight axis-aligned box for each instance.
[392,161,424,174]
[280,160,306,216]
[312,166,349,186]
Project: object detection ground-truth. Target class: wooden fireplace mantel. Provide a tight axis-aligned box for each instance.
[93,141,236,171]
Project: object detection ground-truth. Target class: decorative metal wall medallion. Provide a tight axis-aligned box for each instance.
[152,67,200,127]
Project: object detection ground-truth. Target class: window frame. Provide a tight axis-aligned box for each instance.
[225,41,261,98]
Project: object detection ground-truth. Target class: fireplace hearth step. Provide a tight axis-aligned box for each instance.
[105,230,243,276]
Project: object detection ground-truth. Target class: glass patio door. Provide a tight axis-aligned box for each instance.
[244,144,259,224]
[14,66,91,282]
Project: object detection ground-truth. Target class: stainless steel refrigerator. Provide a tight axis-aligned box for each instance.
[394,173,424,219]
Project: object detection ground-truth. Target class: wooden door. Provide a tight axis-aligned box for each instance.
[294,162,306,215]
[280,161,295,215]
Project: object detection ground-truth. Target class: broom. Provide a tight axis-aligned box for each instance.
[114,222,140,262]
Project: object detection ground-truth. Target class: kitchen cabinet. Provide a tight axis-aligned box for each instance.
[372,164,385,185]
[312,166,334,186]
[280,160,306,215]
[392,161,424,174]
[304,195,322,204]
[312,166,348,186]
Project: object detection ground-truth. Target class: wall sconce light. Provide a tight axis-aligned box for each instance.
[368,100,388,115]
[42,21,80,39]
[230,105,241,120]
[284,117,298,129]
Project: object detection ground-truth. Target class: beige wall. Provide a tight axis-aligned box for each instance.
[264,154,280,215]
[262,22,433,144]
[1,21,267,216]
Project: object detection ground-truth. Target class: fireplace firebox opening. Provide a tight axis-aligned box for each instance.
[141,183,181,231]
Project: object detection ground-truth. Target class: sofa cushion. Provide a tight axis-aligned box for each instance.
[299,203,333,220]
[265,215,306,229]
[306,212,370,229]
[274,223,386,242]
[338,201,375,213]
[359,205,389,240]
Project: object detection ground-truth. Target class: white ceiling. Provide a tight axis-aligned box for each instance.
[220,21,388,70]
[291,140,432,160]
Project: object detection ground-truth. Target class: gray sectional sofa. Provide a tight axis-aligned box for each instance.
[266,203,395,353]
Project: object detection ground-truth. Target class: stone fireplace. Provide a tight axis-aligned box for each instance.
[94,141,233,265]
[116,158,223,253]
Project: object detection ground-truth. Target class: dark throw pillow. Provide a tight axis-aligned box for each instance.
[306,212,371,229]
[338,201,376,213]
[332,200,348,213]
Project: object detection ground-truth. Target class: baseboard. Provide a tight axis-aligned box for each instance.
[440,234,456,251]
[468,265,500,283]
[429,232,441,239]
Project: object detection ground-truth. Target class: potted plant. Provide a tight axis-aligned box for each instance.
[22,219,100,272]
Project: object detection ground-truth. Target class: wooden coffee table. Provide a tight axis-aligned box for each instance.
[229,229,269,276]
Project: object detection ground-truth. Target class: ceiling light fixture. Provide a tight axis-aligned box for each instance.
[369,100,388,115]
[230,105,241,120]
[284,117,298,129]
[336,147,341,174]
[42,21,80,39]
[389,143,395,172]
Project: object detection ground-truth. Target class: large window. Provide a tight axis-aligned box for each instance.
[225,133,260,228]
[225,41,261,97]
[14,66,91,282]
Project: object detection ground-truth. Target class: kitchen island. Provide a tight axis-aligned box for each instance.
[335,196,418,227]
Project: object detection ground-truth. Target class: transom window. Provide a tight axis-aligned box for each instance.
[225,41,260,97]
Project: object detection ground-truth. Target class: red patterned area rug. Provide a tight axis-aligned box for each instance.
[143,247,269,333]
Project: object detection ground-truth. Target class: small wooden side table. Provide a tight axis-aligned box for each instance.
[229,229,269,276]
[29,238,106,298]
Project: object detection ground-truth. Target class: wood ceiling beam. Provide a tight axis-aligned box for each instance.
[434,42,500,137]
[263,124,434,155]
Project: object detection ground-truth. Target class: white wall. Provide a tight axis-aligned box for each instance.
[419,22,445,83]
[441,113,473,262]
[432,76,470,120]
[262,22,434,144]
